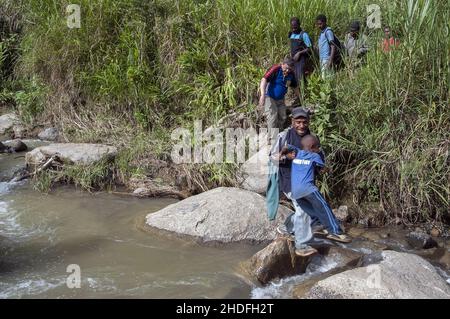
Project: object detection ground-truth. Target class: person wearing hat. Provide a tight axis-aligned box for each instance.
[258,58,300,129]
[267,107,351,255]
[344,20,369,64]
[267,107,326,256]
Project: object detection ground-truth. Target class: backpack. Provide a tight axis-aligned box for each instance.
[325,27,345,69]
[289,31,315,74]
[289,31,308,58]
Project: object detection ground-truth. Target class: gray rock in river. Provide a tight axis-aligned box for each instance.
[292,246,364,298]
[145,187,291,244]
[239,237,312,285]
[406,230,438,249]
[305,250,450,299]
[25,143,117,166]
[4,139,28,152]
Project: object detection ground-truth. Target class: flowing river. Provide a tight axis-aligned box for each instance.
[0,145,265,298]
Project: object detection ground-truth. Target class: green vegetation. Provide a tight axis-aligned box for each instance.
[0,0,448,224]
[32,159,114,193]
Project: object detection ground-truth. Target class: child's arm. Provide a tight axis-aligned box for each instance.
[281,144,299,160]
[313,153,327,174]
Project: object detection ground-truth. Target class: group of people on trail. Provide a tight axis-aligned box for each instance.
[261,14,401,257]
[259,15,399,130]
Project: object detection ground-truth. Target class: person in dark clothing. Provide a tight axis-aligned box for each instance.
[269,107,349,255]
[269,107,321,256]
[289,17,313,87]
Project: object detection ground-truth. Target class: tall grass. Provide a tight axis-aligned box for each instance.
[1,0,448,224]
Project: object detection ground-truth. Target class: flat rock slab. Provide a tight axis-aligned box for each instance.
[305,250,450,299]
[145,187,291,244]
[25,143,117,166]
[3,139,28,152]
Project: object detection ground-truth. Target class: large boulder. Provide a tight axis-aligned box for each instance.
[305,250,450,299]
[145,187,291,243]
[38,127,59,141]
[239,238,312,285]
[0,113,20,137]
[238,146,270,194]
[25,143,117,166]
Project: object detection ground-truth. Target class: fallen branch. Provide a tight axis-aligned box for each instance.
[11,155,57,182]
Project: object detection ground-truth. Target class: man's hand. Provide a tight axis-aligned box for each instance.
[258,95,265,110]
[258,77,268,111]
[293,51,302,62]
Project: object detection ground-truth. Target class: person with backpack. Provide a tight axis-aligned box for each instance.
[289,17,313,87]
[315,14,343,77]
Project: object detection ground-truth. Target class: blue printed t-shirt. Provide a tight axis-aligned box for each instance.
[290,148,325,199]
[263,64,297,101]
[318,27,335,62]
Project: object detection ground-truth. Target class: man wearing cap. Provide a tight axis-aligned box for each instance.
[344,20,369,65]
[258,58,300,129]
[268,107,326,256]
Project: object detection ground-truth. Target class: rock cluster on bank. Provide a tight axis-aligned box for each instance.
[25,143,118,166]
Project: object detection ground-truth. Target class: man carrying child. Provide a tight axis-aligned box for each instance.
[269,107,351,257]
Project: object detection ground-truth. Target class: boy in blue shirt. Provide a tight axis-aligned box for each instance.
[281,134,351,256]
